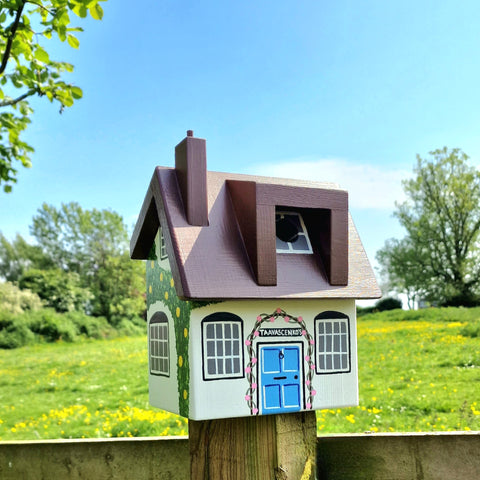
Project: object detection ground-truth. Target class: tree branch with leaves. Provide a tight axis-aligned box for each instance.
[377,147,480,307]
[0,0,107,192]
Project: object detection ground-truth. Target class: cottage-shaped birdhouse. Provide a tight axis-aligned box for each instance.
[130,131,380,421]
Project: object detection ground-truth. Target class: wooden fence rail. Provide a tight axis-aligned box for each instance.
[1,432,479,479]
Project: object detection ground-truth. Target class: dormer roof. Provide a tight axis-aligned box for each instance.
[130,133,380,301]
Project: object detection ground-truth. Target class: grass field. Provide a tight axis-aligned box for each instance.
[1,307,480,440]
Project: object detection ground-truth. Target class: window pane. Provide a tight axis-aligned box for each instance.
[225,340,232,356]
[233,358,240,373]
[216,324,223,338]
[216,341,223,357]
[341,335,347,352]
[233,340,239,355]
[334,322,340,334]
[206,324,215,339]
[341,322,347,333]
[334,336,340,352]
[276,237,289,250]
[326,356,332,370]
[326,336,332,351]
[224,324,231,338]
[225,358,232,374]
[208,359,216,375]
[291,235,308,251]
[232,324,239,338]
[325,323,332,334]
[217,359,224,375]
[319,356,325,370]
[341,354,348,369]
[334,354,341,370]
[318,335,325,352]
[207,341,215,357]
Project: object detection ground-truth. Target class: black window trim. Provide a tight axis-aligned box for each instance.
[149,311,170,377]
[314,311,351,375]
[201,312,245,381]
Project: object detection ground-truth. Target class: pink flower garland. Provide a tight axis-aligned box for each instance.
[244,308,315,415]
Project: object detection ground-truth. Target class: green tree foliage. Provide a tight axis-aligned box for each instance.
[28,202,144,322]
[30,202,128,275]
[0,232,53,281]
[0,202,145,324]
[93,253,145,325]
[0,0,106,192]
[376,238,426,309]
[377,147,480,307]
[0,280,42,313]
[19,267,91,312]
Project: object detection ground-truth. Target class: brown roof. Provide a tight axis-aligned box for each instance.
[130,134,380,300]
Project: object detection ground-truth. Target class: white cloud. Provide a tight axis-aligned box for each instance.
[248,157,409,210]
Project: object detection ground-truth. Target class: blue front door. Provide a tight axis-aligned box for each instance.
[260,344,302,414]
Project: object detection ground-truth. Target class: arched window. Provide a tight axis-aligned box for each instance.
[315,311,350,374]
[149,311,169,376]
[202,312,244,381]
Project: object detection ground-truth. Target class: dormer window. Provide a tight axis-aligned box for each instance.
[275,211,313,254]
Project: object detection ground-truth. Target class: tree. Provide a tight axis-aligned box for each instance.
[29,202,144,321]
[377,147,480,307]
[0,232,53,282]
[19,267,91,312]
[0,0,106,192]
[376,238,427,309]
[0,280,42,313]
[30,202,128,275]
[93,253,145,325]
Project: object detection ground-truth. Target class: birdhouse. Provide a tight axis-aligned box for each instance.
[130,131,380,421]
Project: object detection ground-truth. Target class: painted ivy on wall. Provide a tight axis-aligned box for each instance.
[146,239,191,418]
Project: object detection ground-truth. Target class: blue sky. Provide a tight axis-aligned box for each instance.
[2,0,480,281]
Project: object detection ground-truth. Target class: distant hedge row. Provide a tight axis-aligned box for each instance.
[0,281,146,349]
[357,297,403,317]
[0,308,146,349]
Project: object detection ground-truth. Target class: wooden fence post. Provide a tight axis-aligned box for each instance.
[189,411,316,480]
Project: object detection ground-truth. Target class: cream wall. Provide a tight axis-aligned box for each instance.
[147,300,180,415]
[188,298,357,421]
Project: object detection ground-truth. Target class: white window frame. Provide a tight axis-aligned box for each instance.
[275,211,313,254]
[315,312,350,374]
[159,227,167,260]
[149,312,169,377]
[202,313,244,381]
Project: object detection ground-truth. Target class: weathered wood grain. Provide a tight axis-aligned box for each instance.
[189,412,316,480]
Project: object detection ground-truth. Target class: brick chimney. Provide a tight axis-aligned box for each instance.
[174,130,209,226]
